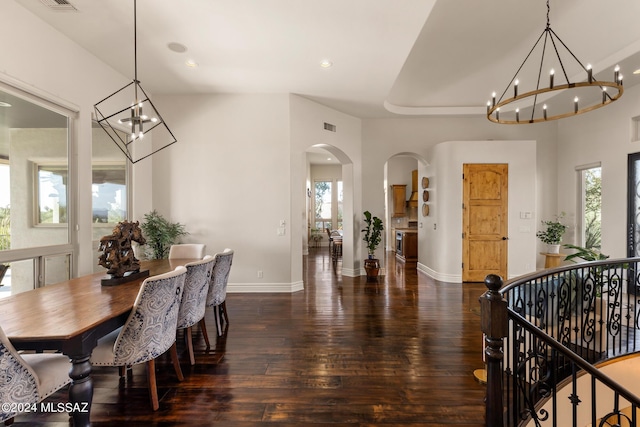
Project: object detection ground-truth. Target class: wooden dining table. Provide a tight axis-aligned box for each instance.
[0,258,197,427]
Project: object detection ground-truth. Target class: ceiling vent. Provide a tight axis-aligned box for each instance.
[39,0,78,12]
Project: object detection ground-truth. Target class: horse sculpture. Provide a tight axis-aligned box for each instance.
[98,220,146,278]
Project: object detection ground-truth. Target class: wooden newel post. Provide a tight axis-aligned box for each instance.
[480,274,508,427]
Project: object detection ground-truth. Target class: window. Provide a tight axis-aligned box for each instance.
[92,163,126,224]
[0,159,9,251]
[314,179,343,231]
[0,85,74,296]
[633,115,640,143]
[35,163,68,225]
[314,180,332,231]
[337,180,343,230]
[91,122,129,241]
[577,164,602,249]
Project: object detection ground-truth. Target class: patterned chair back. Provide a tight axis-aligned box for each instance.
[177,257,215,329]
[0,325,40,422]
[168,244,206,259]
[113,266,187,366]
[207,249,234,307]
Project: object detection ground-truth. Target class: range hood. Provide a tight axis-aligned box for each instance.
[408,169,418,208]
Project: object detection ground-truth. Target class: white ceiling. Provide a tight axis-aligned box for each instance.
[11,0,640,120]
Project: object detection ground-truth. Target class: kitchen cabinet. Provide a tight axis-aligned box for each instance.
[395,229,417,263]
[392,185,407,217]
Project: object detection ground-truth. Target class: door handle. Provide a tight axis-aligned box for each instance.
[502,237,509,240]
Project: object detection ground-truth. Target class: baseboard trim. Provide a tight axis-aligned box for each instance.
[417,262,462,283]
[228,281,304,293]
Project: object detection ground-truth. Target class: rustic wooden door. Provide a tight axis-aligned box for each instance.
[462,164,508,282]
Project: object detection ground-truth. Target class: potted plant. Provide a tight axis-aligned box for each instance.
[536,213,568,254]
[140,210,189,259]
[361,211,384,279]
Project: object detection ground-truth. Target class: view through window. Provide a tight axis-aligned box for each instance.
[314,180,343,232]
[0,87,72,296]
[578,165,602,249]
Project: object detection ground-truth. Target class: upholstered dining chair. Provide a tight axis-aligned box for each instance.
[168,244,206,259]
[176,256,215,366]
[91,266,187,411]
[199,249,234,338]
[0,325,71,424]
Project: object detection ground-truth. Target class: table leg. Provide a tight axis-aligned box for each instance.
[68,354,93,427]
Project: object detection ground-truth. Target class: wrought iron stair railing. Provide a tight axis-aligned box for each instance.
[481,258,640,427]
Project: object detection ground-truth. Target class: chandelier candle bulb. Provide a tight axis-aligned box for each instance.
[574,97,579,113]
[587,64,592,83]
[615,65,620,82]
[492,92,496,107]
[619,75,623,86]
[496,108,500,121]
[550,69,554,88]
[487,101,490,114]
[543,104,547,120]
[516,108,519,122]
[602,88,607,104]
[514,79,519,97]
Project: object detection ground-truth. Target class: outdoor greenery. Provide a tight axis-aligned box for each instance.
[536,213,568,245]
[0,206,9,251]
[563,243,609,263]
[140,210,189,259]
[361,210,384,257]
[314,181,330,220]
[584,168,602,249]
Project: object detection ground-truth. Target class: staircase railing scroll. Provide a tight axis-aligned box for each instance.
[482,258,640,427]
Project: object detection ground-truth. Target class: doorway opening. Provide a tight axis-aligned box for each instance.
[304,145,354,277]
[384,153,428,271]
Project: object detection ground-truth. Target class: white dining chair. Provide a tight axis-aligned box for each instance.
[176,256,215,366]
[0,325,71,424]
[199,249,234,337]
[168,244,206,259]
[91,266,187,411]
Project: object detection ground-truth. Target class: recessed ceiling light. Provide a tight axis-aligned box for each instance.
[185,60,199,68]
[327,157,332,161]
[634,68,640,75]
[320,60,333,68]
[0,102,11,107]
[167,42,188,53]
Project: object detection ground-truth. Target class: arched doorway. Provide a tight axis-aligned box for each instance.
[304,144,357,277]
[384,153,428,269]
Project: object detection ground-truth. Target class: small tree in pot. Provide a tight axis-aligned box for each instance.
[361,211,384,279]
[536,213,568,253]
[140,210,189,259]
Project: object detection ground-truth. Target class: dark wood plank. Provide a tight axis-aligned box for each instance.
[12,250,487,426]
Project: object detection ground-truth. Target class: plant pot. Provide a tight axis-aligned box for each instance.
[364,258,380,280]
[547,244,561,254]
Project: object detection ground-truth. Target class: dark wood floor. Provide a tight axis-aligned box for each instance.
[15,249,488,426]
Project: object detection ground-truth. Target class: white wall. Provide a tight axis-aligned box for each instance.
[557,83,640,259]
[152,93,295,291]
[424,140,537,282]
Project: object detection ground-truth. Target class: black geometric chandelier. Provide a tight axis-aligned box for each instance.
[94,0,177,163]
[487,0,623,124]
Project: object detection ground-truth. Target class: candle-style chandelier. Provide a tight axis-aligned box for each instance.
[487,0,623,124]
[94,0,177,163]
